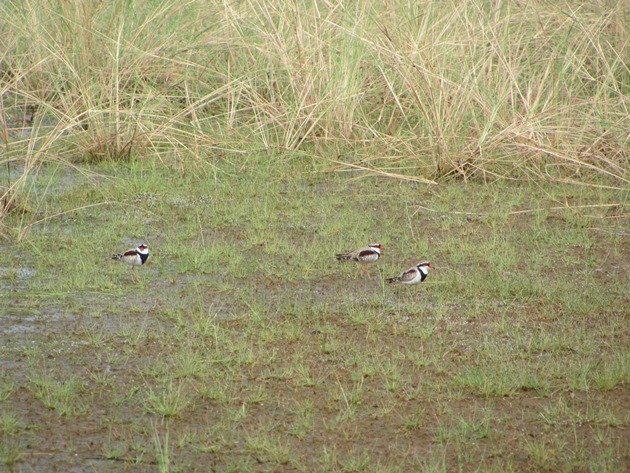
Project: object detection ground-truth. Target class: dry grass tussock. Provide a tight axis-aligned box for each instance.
[0,0,628,221]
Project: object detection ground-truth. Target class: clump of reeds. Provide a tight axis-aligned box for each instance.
[0,0,627,228]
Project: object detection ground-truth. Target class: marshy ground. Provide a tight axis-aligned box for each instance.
[0,156,628,471]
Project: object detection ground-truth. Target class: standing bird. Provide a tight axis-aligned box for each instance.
[386,261,432,285]
[112,243,149,279]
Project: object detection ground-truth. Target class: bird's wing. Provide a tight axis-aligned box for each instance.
[123,249,138,257]
[400,268,418,282]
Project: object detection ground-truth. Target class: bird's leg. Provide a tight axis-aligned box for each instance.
[376,267,385,287]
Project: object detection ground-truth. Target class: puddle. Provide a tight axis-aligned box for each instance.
[0,266,35,278]
[0,106,59,145]
[0,266,35,290]
[0,307,70,336]
[2,315,40,335]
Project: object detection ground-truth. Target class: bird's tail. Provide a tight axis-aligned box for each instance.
[335,253,351,262]
[112,254,122,260]
[386,276,400,284]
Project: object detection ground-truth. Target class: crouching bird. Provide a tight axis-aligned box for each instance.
[335,243,384,277]
[386,261,432,285]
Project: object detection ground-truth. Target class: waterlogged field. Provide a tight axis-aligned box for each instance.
[0,156,628,471]
[1,0,628,470]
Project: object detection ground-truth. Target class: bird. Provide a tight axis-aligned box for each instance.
[386,261,432,285]
[335,243,384,264]
[112,243,149,278]
[336,243,384,277]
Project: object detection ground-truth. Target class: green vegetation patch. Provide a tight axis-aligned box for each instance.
[0,154,627,471]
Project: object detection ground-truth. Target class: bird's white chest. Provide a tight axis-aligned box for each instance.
[403,267,428,284]
[402,270,422,284]
[358,252,380,263]
[122,253,143,266]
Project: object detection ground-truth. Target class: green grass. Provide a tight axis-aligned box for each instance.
[435,411,492,444]
[0,154,627,470]
[28,375,87,417]
[152,424,171,473]
[0,442,23,468]
[0,413,23,437]
[0,382,15,402]
[245,432,295,466]
[143,381,193,418]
